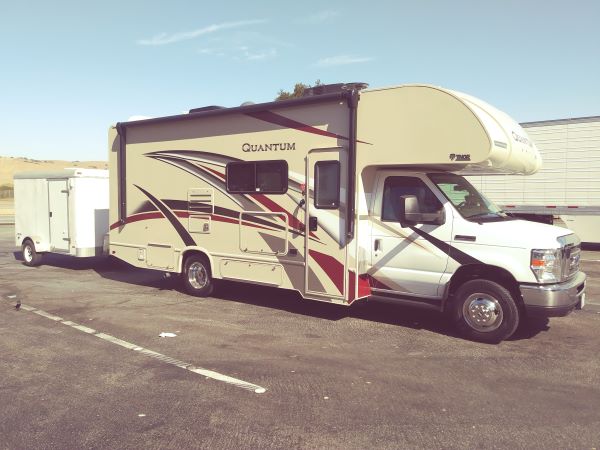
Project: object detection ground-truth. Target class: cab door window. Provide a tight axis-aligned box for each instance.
[381,176,442,222]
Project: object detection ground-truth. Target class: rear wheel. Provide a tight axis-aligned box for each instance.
[22,239,42,267]
[452,279,520,343]
[182,254,214,297]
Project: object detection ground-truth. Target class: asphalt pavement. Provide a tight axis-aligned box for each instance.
[1,224,599,449]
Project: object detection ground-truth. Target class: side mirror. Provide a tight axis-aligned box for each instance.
[399,195,422,227]
[398,195,446,227]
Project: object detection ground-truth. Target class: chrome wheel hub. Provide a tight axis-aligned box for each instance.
[463,293,503,332]
[188,262,208,289]
[24,246,33,262]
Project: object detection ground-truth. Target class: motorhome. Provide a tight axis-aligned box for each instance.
[14,169,109,266]
[107,83,586,343]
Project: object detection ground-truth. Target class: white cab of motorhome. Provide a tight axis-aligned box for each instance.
[107,83,586,343]
[14,169,109,266]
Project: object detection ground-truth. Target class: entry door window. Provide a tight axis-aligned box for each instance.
[314,160,340,209]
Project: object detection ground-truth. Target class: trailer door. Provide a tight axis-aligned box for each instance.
[48,179,70,251]
[305,148,347,300]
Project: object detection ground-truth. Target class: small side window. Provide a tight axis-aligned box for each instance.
[226,160,288,194]
[226,162,255,193]
[315,161,340,209]
[256,161,287,193]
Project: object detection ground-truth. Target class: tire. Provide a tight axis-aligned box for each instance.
[22,239,42,267]
[182,254,214,297]
[452,279,520,344]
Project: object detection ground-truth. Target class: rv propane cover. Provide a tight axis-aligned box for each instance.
[356,85,541,175]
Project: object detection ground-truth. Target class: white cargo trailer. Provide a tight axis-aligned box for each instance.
[468,116,600,244]
[14,169,109,266]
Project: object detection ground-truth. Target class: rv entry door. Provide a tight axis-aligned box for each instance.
[305,147,347,300]
[48,179,70,252]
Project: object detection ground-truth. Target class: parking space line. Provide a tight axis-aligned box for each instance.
[15,303,267,394]
[32,309,64,321]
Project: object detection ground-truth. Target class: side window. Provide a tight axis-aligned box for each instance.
[226,160,288,194]
[227,162,255,193]
[382,176,442,222]
[315,161,340,209]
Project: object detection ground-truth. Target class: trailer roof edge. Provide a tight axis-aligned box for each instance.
[521,115,600,128]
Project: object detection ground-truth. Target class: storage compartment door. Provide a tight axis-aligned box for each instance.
[48,179,70,251]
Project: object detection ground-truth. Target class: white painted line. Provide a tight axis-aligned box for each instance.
[61,321,96,334]
[32,309,63,321]
[19,304,37,312]
[95,332,142,350]
[14,302,266,394]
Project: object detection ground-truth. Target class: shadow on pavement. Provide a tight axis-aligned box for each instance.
[13,250,550,342]
[14,251,112,271]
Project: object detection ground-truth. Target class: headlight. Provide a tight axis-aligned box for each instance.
[531,249,562,283]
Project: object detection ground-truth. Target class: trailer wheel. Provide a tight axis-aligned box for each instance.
[182,254,214,297]
[452,279,520,344]
[22,239,42,267]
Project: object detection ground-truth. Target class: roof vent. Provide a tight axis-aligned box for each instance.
[303,82,369,97]
[341,82,369,91]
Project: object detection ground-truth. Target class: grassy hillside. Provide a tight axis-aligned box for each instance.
[0,156,107,196]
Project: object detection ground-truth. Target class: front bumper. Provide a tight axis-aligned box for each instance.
[520,272,586,317]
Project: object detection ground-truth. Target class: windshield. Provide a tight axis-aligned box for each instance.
[428,173,512,222]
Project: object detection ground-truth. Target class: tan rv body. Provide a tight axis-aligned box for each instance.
[108,84,540,305]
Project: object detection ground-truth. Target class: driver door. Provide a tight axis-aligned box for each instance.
[369,172,452,299]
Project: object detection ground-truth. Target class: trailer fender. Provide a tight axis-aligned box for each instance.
[22,236,51,253]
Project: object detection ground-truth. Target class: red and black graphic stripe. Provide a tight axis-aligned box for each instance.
[163,199,286,232]
[134,185,197,247]
[408,226,482,265]
[308,249,344,294]
[348,270,372,303]
[245,110,372,145]
[131,200,159,215]
[143,150,321,239]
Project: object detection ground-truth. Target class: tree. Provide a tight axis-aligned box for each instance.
[275,80,323,101]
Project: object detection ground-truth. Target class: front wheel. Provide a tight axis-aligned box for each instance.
[22,239,42,267]
[452,279,520,343]
[182,254,214,297]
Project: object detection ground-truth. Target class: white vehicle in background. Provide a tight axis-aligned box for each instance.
[104,83,586,343]
[468,116,600,245]
[14,169,109,266]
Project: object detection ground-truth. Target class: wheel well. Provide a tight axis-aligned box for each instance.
[180,249,212,273]
[445,264,523,311]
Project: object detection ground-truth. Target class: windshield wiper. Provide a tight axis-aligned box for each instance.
[467,212,509,221]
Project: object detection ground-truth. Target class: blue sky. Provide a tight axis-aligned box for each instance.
[1,0,599,161]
